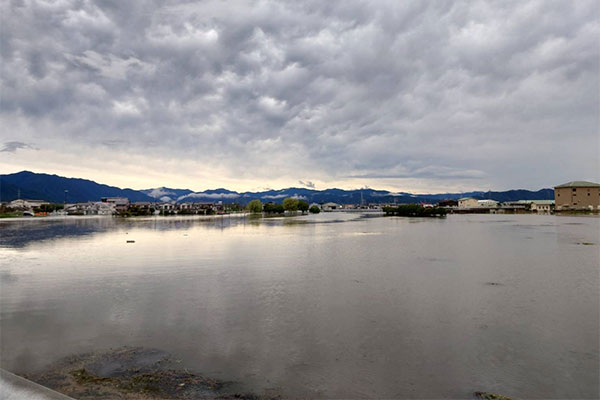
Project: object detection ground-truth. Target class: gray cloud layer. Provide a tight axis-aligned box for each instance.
[1,0,598,191]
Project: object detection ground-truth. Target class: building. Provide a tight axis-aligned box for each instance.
[8,199,49,209]
[505,200,554,213]
[530,200,554,213]
[458,197,478,208]
[178,202,215,214]
[64,202,114,215]
[101,197,130,211]
[321,202,341,211]
[554,181,600,211]
[437,200,458,208]
[477,199,499,208]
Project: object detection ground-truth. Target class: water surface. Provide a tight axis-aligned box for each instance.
[1,214,598,398]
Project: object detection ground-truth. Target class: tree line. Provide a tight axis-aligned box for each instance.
[382,204,447,217]
[246,198,321,214]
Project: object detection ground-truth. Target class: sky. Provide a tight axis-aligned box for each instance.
[1,0,598,194]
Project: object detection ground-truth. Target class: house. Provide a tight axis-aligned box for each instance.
[178,202,215,214]
[437,200,458,208]
[158,202,176,211]
[477,199,499,208]
[8,199,49,209]
[64,202,114,215]
[321,202,340,211]
[458,197,478,208]
[554,181,600,211]
[529,200,554,213]
[101,197,129,211]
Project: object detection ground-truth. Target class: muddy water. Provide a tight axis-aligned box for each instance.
[1,214,598,399]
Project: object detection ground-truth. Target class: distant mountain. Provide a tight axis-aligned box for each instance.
[1,171,153,203]
[419,189,554,202]
[1,170,555,205]
[461,189,555,202]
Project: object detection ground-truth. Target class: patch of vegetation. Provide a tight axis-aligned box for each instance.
[474,391,515,400]
[282,197,299,212]
[263,202,284,214]
[0,212,22,218]
[71,368,112,384]
[309,205,321,214]
[246,199,263,214]
[383,204,447,217]
[35,203,64,213]
[32,347,264,400]
[297,200,309,213]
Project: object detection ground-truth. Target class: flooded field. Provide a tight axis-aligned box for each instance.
[1,213,598,399]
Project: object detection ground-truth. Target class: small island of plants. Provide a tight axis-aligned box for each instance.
[247,198,316,215]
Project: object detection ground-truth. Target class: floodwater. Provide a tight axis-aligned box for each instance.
[0,213,598,399]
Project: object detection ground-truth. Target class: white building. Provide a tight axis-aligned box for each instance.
[8,199,49,209]
[529,200,554,213]
[477,199,499,208]
[65,202,114,215]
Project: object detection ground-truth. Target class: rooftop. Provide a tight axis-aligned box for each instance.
[555,181,600,188]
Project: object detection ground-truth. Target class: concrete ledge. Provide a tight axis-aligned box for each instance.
[0,369,74,400]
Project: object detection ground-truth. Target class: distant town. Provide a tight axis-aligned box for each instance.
[2,180,598,218]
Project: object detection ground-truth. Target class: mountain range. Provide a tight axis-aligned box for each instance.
[1,171,554,205]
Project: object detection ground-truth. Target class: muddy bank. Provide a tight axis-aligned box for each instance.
[24,347,268,400]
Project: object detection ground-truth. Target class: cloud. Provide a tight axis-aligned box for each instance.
[178,192,240,201]
[1,141,37,152]
[0,0,597,192]
[147,187,175,199]
[298,180,315,189]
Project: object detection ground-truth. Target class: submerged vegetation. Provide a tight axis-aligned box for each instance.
[382,204,447,217]
[29,347,260,400]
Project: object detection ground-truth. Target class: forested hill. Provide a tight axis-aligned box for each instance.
[1,171,554,204]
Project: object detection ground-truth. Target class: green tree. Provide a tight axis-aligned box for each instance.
[282,197,299,212]
[264,203,284,214]
[309,205,321,214]
[247,199,263,214]
[297,200,309,213]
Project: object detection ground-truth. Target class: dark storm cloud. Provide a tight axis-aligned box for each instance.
[1,0,598,190]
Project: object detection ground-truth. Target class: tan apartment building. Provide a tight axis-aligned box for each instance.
[554,181,600,210]
[458,197,478,208]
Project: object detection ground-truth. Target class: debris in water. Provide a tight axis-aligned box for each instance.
[484,282,504,286]
[126,240,135,243]
[474,391,515,400]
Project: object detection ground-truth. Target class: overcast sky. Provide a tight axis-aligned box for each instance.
[1,0,598,193]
